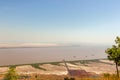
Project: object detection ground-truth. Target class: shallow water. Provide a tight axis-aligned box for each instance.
[0,46,107,66]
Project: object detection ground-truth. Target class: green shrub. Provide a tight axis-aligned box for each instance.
[64,77,75,80]
[4,67,18,80]
[103,73,110,78]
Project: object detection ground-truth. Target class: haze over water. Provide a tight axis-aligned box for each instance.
[0,0,120,66]
[0,45,107,66]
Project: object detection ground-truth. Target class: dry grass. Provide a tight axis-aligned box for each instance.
[1,73,120,80]
[16,74,120,80]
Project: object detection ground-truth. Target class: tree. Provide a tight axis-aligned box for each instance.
[105,36,120,78]
[4,67,18,80]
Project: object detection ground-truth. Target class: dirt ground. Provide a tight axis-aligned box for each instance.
[0,59,119,76]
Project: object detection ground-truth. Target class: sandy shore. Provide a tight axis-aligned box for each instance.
[0,59,119,75]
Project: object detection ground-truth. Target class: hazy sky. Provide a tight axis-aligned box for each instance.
[0,0,120,45]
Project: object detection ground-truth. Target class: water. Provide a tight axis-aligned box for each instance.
[0,46,107,66]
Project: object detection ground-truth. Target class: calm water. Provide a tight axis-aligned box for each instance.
[0,46,107,66]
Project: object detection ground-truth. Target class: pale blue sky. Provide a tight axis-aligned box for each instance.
[0,0,120,45]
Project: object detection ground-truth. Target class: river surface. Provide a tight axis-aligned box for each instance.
[0,46,107,66]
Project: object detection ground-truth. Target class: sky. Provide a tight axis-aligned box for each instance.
[0,0,120,45]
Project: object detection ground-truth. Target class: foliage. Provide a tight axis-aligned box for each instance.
[4,67,18,80]
[103,73,110,78]
[64,77,75,80]
[31,64,46,70]
[105,36,120,78]
[49,62,60,66]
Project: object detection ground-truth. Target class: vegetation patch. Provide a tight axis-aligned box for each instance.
[30,64,46,71]
[38,61,61,66]
[48,62,60,66]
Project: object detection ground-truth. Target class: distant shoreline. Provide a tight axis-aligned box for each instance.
[0,58,106,67]
[0,46,82,49]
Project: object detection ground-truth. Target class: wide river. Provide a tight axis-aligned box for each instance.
[0,46,108,66]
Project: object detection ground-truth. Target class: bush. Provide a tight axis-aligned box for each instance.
[64,77,75,80]
[103,73,110,78]
[4,67,18,80]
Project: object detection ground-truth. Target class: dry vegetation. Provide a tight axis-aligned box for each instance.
[4,74,120,80]
[0,59,120,80]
